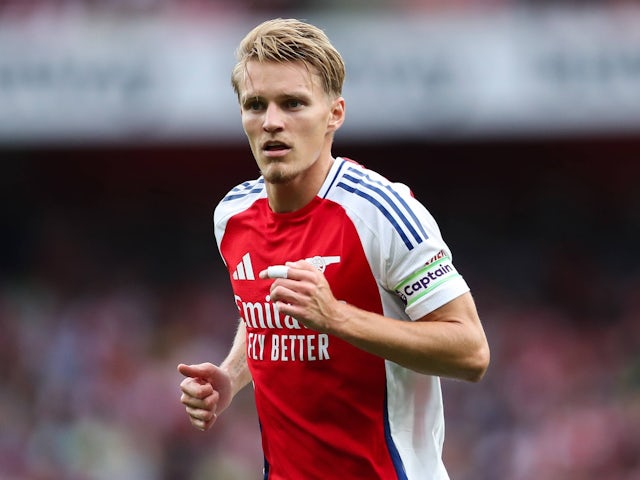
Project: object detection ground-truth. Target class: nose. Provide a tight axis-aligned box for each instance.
[263,103,284,132]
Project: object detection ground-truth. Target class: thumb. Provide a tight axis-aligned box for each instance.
[177,362,216,380]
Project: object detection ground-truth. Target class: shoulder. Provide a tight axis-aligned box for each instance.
[213,177,267,249]
[214,177,267,224]
[219,177,267,204]
[327,158,416,208]
[325,158,430,252]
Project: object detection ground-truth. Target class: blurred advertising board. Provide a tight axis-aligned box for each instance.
[1,7,639,145]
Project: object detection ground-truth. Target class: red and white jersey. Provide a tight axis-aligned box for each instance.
[214,157,469,480]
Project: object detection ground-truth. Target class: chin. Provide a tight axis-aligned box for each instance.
[261,165,293,184]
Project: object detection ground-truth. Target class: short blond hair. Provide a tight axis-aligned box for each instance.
[231,18,345,100]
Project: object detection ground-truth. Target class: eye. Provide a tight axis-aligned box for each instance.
[245,98,264,111]
[285,99,303,109]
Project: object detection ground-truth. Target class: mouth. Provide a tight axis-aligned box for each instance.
[262,140,291,154]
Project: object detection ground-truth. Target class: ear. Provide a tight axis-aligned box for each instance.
[327,97,345,132]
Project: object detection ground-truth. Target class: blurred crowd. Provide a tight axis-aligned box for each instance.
[1,272,639,480]
[0,0,509,16]
[0,154,639,480]
[0,274,265,479]
[3,0,635,20]
[1,0,639,477]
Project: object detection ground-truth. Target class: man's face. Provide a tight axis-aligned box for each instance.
[238,60,343,184]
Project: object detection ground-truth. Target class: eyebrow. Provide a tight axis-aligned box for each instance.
[240,91,313,105]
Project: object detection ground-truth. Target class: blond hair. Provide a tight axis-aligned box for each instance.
[231,18,345,99]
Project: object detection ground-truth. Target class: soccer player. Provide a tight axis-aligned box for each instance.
[178,18,490,479]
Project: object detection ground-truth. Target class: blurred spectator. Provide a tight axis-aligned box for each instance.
[1,154,639,479]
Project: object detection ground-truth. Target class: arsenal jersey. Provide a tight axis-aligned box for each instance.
[214,157,470,480]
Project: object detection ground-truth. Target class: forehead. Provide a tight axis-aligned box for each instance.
[239,60,324,100]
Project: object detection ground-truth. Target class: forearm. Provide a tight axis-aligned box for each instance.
[220,319,252,397]
[329,293,489,381]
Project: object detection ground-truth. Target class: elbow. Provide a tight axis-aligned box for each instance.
[463,342,491,383]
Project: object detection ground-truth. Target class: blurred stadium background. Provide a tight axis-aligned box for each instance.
[1,1,639,479]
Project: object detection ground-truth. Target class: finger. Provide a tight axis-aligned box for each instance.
[286,260,318,272]
[177,362,214,379]
[180,388,217,408]
[185,405,216,423]
[268,265,289,278]
[259,258,325,280]
[180,377,214,399]
[194,414,217,431]
[187,408,217,431]
[259,265,289,279]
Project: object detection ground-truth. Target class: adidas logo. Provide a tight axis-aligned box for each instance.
[232,253,255,280]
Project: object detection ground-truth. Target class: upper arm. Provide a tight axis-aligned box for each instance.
[418,291,481,327]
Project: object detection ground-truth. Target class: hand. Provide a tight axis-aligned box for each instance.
[259,260,344,334]
[177,362,232,431]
